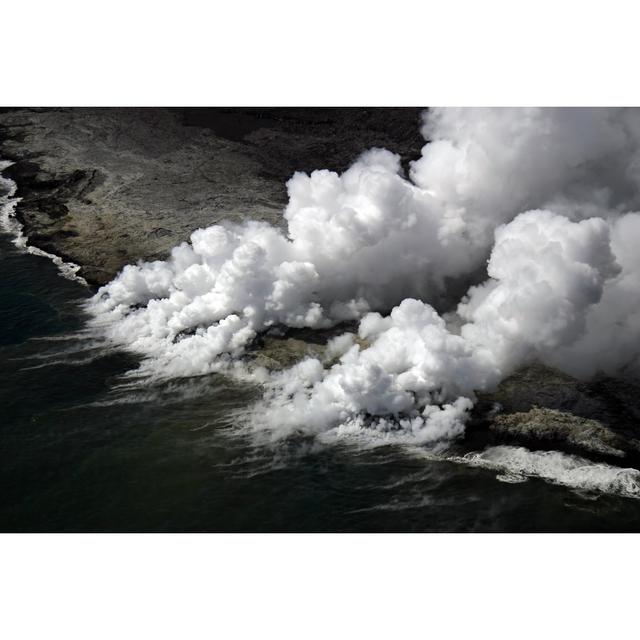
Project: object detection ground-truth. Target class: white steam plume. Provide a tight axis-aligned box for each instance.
[87,108,640,444]
[254,210,617,443]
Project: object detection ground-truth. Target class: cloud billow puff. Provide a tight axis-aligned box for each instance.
[87,108,640,444]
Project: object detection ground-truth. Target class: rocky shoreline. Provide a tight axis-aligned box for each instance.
[474,363,640,468]
[0,108,424,286]
[3,107,640,470]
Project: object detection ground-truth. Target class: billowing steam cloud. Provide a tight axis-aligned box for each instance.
[87,108,640,445]
[255,210,617,442]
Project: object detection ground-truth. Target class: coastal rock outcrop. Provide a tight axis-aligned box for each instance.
[478,363,640,463]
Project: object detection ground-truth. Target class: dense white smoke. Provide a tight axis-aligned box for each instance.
[87,108,640,445]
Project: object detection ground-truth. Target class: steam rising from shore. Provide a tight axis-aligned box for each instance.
[87,108,640,444]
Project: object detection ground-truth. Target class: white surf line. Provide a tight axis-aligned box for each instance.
[312,427,640,500]
[417,444,640,500]
[0,159,88,286]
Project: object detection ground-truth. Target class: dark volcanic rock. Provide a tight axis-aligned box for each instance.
[480,362,640,430]
[477,362,640,464]
[490,407,633,458]
[0,107,425,286]
[477,362,604,426]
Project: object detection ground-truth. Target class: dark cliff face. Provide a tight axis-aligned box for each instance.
[0,107,425,287]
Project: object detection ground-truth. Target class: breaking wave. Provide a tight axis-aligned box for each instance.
[457,446,640,499]
[0,160,88,285]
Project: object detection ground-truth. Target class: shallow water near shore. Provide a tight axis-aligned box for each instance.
[3,218,640,531]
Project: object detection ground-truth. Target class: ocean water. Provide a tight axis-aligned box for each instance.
[3,184,640,532]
